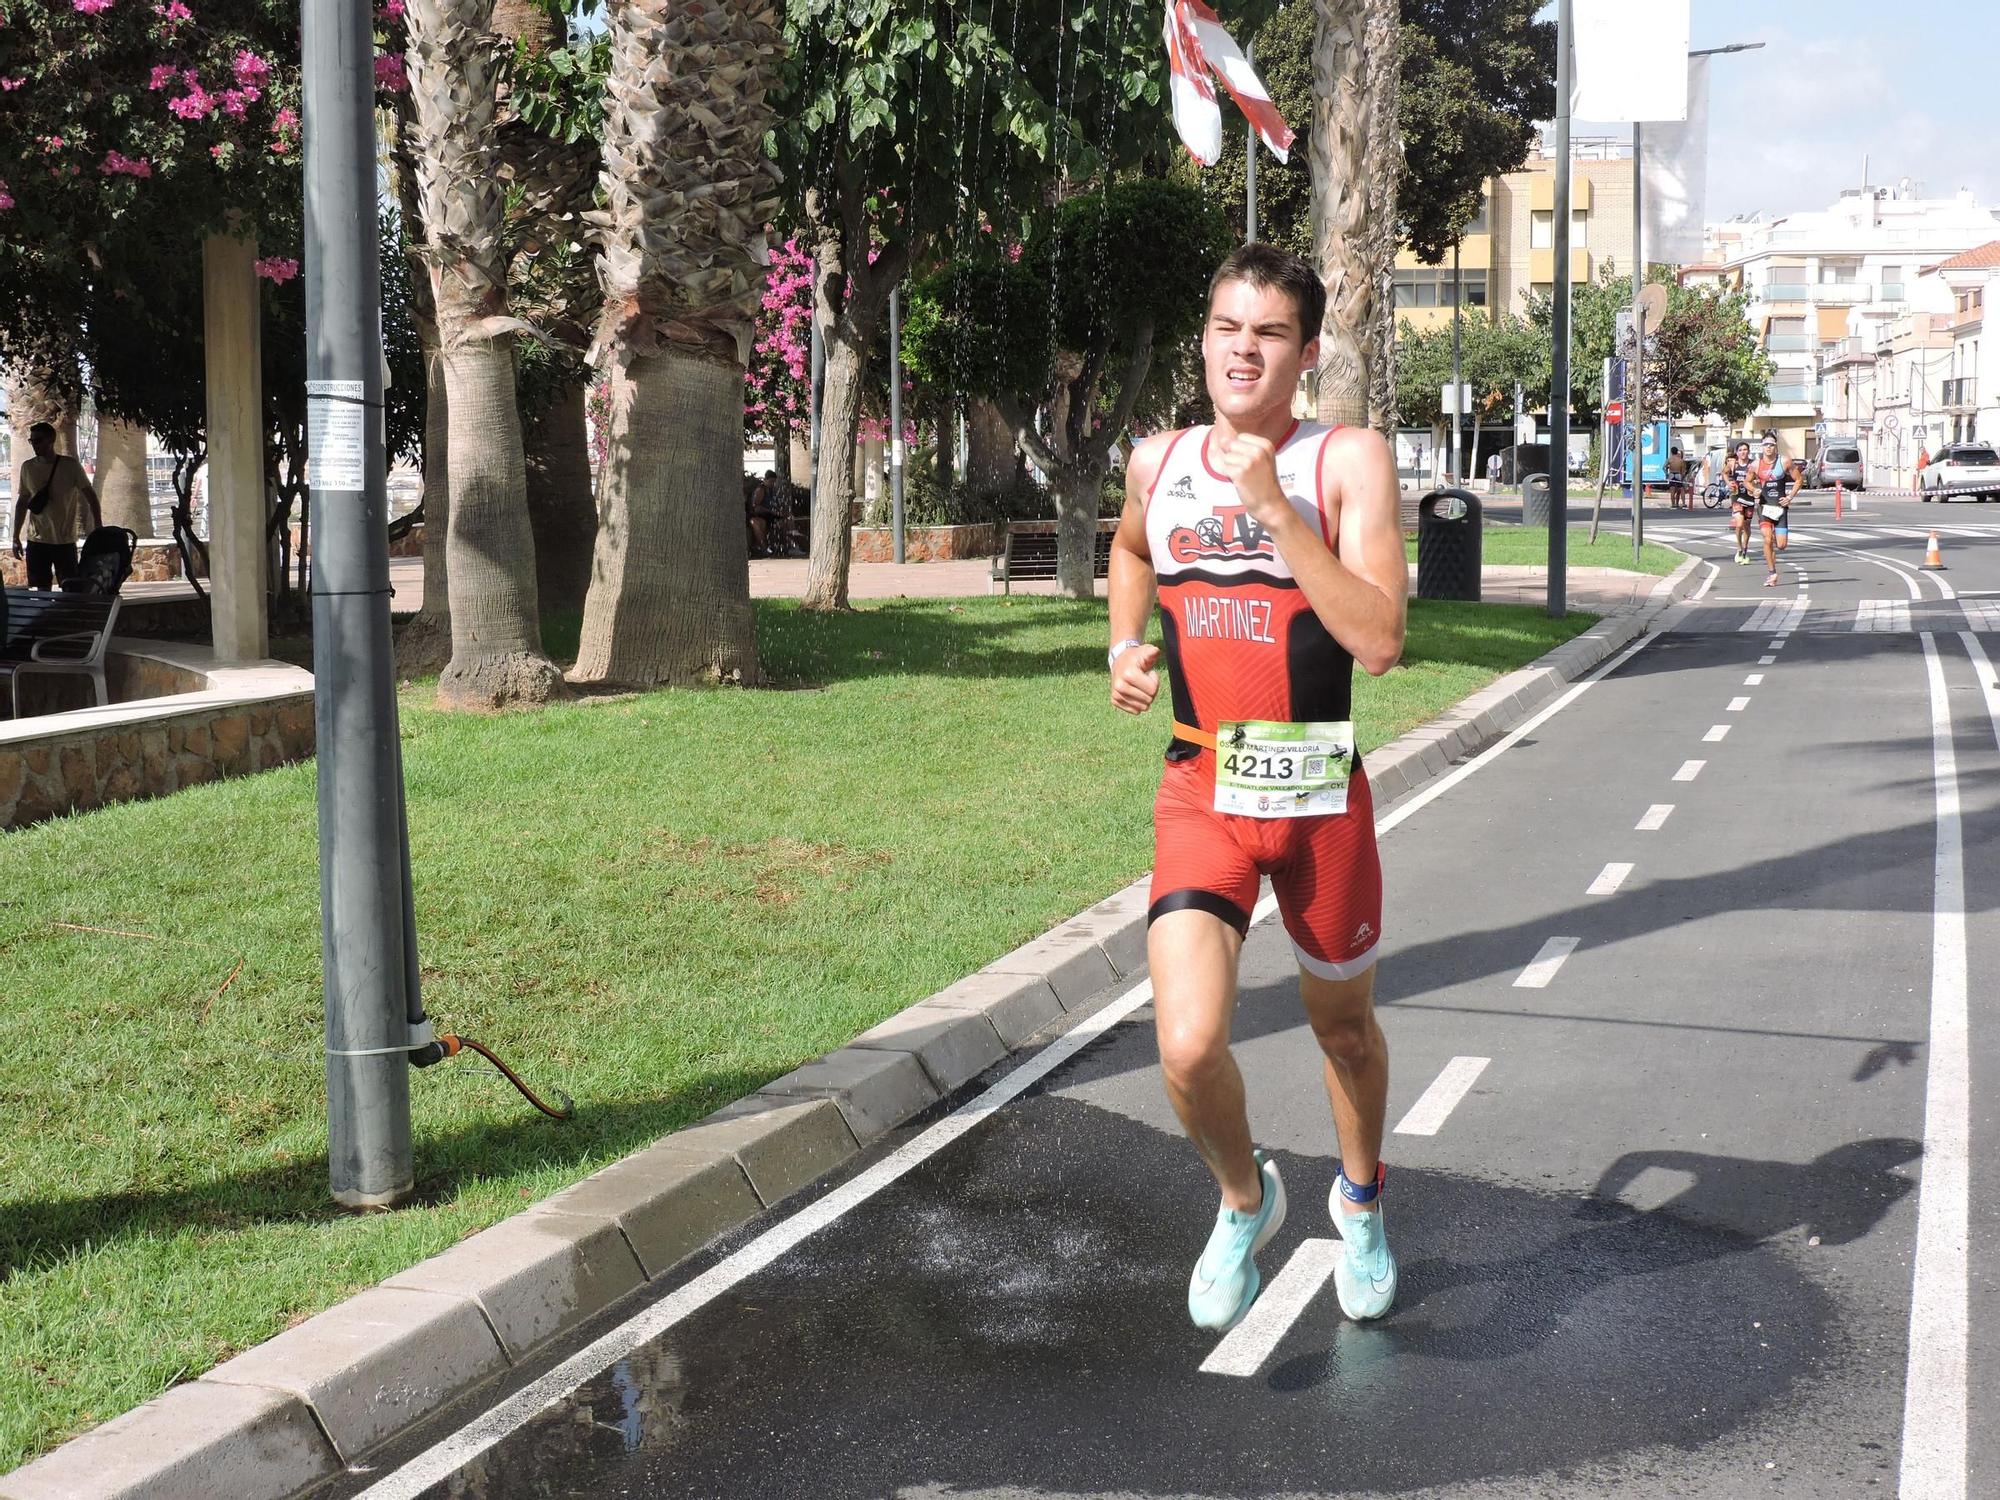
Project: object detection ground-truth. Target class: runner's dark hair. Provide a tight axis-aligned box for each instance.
[1208,242,1324,345]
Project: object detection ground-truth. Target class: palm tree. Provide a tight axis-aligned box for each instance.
[1312,0,1402,432]
[570,0,782,686]
[404,0,566,709]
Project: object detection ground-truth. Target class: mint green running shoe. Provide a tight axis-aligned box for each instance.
[1187,1152,1288,1331]
[1331,1194,1398,1320]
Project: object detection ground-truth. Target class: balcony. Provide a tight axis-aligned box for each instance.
[1762,282,1811,302]
[1943,377,1977,409]
[1766,383,1822,407]
[1812,283,1873,305]
[1820,336,1873,367]
[1880,282,1907,300]
[1766,334,1812,353]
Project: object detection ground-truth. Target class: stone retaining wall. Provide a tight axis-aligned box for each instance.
[849,522,1002,563]
[0,540,202,588]
[0,644,315,832]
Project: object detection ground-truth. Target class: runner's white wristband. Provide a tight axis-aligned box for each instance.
[1108,638,1145,671]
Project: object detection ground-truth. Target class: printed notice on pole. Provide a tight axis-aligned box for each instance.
[306,380,367,491]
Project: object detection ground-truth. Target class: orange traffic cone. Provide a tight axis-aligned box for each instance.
[1923,531,1946,570]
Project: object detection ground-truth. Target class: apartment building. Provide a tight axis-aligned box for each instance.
[1391,139,1638,334]
[1706,183,2000,460]
[1931,242,1997,450]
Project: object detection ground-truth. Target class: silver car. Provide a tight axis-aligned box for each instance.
[1807,442,1865,490]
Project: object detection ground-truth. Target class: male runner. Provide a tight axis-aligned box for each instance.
[1753,435,1798,586]
[1106,243,1407,1331]
[1726,439,1756,564]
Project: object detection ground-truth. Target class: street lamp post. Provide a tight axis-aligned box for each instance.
[1548,0,1572,614]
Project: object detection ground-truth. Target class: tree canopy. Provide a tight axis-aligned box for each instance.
[1524,266,1773,424]
[1199,0,1555,265]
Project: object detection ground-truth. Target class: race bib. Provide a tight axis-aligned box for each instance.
[1214,719,1352,818]
[1761,503,1787,522]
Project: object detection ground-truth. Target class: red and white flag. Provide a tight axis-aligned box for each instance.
[1163,0,1295,167]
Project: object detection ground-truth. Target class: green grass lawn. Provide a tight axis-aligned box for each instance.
[1406,525,1684,576]
[0,595,1593,1467]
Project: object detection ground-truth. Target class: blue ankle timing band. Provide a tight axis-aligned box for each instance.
[1337,1164,1384,1204]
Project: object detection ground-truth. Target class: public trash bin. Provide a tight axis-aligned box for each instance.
[1521,472,1553,528]
[1417,487,1482,602]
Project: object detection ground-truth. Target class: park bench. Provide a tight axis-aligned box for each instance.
[1,587,124,717]
[989,518,1119,594]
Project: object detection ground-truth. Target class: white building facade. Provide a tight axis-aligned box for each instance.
[1704,185,2000,467]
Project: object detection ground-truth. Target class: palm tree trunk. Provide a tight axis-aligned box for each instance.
[1361,0,1402,438]
[397,341,455,673]
[435,334,564,708]
[407,0,565,709]
[94,417,153,535]
[1311,0,1400,430]
[573,348,757,684]
[526,378,596,617]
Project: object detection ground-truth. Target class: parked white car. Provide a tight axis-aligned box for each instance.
[1920,443,2000,501]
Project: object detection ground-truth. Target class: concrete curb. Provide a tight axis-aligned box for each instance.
[0,558,1700,1500]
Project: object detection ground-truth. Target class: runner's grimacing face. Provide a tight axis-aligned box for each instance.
[1203,279,1316,425]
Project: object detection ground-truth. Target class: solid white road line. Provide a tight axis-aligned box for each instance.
[1690,561,1721,601]
[1960,632,2000,748]
[1586,862,1634,895]
[360,600,1708,1495]
[1727,696,1751,711]
[1393,1056,1493,1136]
[1673,760,1705,782]
[1513,936,1580,989]
[1898,634,1971,1500]
[1636,803,1674,831]
[1199,1237,1341,1378]
[1703,724,1731,742]
[1805,535,1948,600]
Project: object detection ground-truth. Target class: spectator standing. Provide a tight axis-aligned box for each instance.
[11,421,102,590]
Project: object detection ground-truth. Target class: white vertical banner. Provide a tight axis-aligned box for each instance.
[1643,55,1709,264]
[1571,0,1689,123]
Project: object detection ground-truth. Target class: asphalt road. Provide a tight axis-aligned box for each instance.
[332,503,2000,1500]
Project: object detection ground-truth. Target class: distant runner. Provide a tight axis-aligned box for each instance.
[1727,439,1756,565]
[1107,243,1408,1331]
[1754,436,1798,586]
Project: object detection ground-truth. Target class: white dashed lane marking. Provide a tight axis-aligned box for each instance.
[1392,1056,1492,1136]
[1704,724,1732,742]
[1745,673,1765,685]
[1199,1238,1341,1378]
[1636,804,1674,831]
[1514,936,1580,989]
[1758,655,1777,665]
[1727,696,1751,711]
[1673,760,1705,782]
[1586,862,1634,895]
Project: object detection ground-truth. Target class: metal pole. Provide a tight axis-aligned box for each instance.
[1449,237,1463,484]
[1630,120,1645,565]
[888,287,906,564]
[1245,41,1258,241]
[1549,5,1572,616]
[303,0,417,1207]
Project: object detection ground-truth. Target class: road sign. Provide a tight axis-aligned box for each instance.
[1638,282,1670,326]
[1440,382,1473,416]
[1605,400,1625,423]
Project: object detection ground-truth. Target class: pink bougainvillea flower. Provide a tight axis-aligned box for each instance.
[147,64,178,90]
[273,106,299,130]
[100,150,153,177]
[0,77,24,91]
[218,87,254,117]
[153,0,193,22]
[378,0,405,17]
[0,182,14,213]
[73,0,114,14]
[254,256,299,284]
[373,53,405,91]
[169,86,215,120]
[232,50,270,85]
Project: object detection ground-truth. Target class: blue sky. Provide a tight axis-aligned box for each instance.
[1562,0,2000,219]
